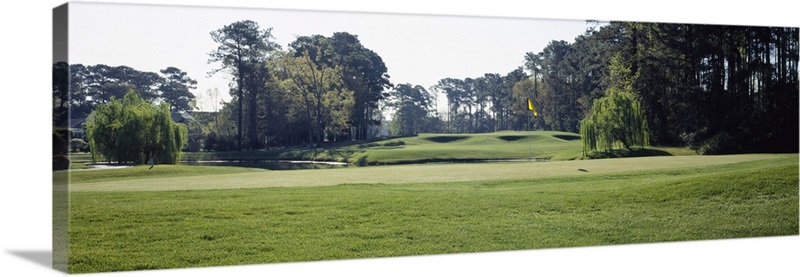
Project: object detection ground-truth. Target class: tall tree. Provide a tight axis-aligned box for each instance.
[272,48,353,147]
[159,67,197,112]
[501,68,529,131]
[330,32,392,140]
[511,79,546,131]
[53,62,70,126]
[289,32,392,140]
[208,20,279,151]
[387,84,433,136]
[432,78,467,133]
[535,40,584,133]
[476,73,505,132]
[67,64,197,118]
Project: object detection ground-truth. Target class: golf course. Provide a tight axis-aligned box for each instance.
[49,9,800,275]
[62,132,799,273]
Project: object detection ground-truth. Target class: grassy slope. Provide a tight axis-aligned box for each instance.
[181,131,621,165]
[67,154,799,273]
[77,131,690,168]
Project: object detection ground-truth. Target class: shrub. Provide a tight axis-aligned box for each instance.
[697,132,739,155]
[53,155,70,170]
[53,128,70,156]
[70,138,89,152]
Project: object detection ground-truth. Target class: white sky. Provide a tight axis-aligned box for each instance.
[69,2,592,112]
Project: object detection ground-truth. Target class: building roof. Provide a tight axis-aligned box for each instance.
[171,111,194,123]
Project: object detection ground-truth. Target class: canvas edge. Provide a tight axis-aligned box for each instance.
[52,2,69,273]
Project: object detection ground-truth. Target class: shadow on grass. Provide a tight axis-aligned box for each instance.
[424,136,469,143]
[552,134,581,141]
[355,155,369,166]
[358,140,405,149]
[586,148,674,159]
[498,135,527,141]
[322,146,357,160]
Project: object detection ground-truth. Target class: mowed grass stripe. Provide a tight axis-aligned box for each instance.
[67,155,799,273]
[69,154,789,192]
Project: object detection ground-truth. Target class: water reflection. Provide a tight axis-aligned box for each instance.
[182,160,348,170]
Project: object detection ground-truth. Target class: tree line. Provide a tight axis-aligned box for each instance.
[205,21,391,151]
[387,21,797,155]
[524,22,798,154]
[54,62,198,122]
[58,20,797,156]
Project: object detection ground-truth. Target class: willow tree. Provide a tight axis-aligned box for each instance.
[85,90,187,164]
[580,54,649,155]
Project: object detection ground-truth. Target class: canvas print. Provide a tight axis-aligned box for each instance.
[52,1,799,274]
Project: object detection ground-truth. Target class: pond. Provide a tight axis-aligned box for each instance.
[181,160,349,170]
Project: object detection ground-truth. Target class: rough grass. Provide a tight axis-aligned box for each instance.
[67,154,799,273]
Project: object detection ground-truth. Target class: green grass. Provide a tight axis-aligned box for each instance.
[69,154,774,192]
[65,152,92,170]
[182,131,696,165]
[182,131,581,164]
[69,164,265,184]
[67,154,799,273]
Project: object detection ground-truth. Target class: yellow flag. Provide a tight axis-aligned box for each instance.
[527,98,538,117]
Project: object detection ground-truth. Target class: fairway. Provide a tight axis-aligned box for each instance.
[66,154,799,273]
[71,154,784,192]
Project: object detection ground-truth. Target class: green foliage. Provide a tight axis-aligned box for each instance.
[54,128,71,170]
[272,49,354,145]
[159,67,198,112]
[697,131,740,155]
[70,138,89,152]
[67,64,197,117]
[85,90,187,164]
[388,84,433,137]
[510,79,546,130]
[53,128,70,156]
[581,54,649,155]
[209,20,281,151]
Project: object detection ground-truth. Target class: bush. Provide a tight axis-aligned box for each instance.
[53,155,70,170]
[679,131,700,150]
[697,132,739,155]
[53,128,70,156]
[70,138,89,152]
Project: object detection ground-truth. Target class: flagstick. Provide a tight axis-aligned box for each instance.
[528,110,532,164]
